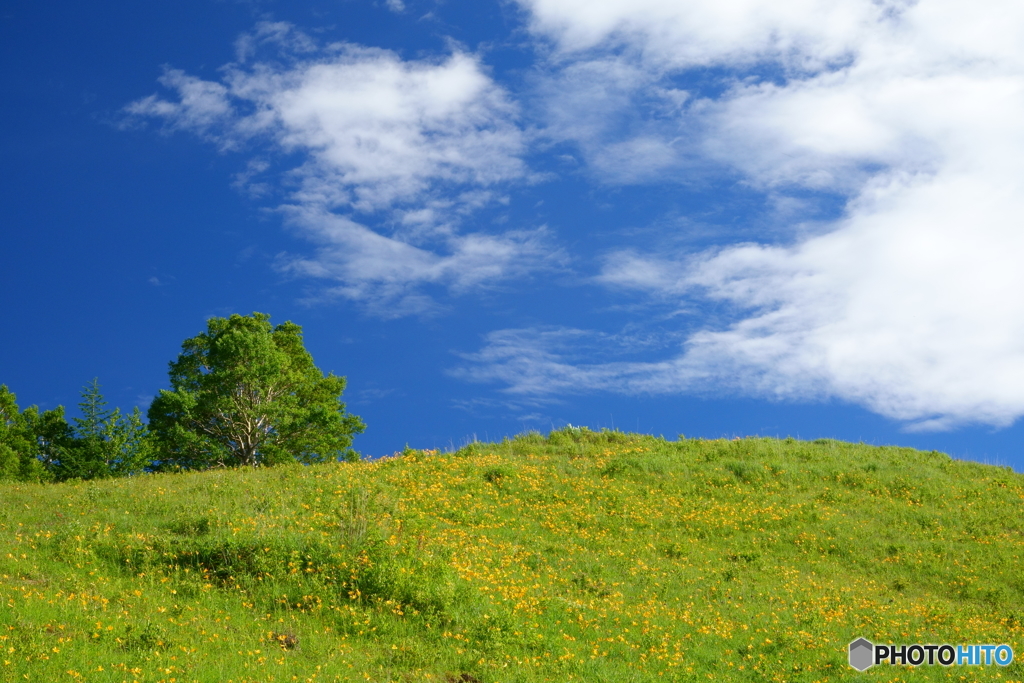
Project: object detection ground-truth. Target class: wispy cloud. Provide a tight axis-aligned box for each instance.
[125,22,542,315]
[531,57,698,183]
[277,207,561,317]
[453,326,693,395]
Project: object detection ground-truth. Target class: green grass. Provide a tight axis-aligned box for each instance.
[1,428,1023,682]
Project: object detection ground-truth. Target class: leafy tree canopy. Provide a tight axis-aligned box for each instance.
[0,385,64,482]
[148,312,364,469]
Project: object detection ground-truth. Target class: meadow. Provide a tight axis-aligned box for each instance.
[1,428,1022,682]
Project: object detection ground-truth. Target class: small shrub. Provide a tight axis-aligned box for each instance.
[483,466,509,485]
[167,515,212,536]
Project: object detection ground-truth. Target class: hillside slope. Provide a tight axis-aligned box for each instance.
[1,428,1022,682]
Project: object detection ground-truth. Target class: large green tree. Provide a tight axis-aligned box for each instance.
[148,312,364,469]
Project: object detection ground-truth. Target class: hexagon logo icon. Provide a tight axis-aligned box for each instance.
[849,638,874,671]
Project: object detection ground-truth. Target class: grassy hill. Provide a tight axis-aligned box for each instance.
[1,428,1022,682]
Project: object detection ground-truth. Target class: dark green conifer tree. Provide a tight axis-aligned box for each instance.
[53,378,152,480]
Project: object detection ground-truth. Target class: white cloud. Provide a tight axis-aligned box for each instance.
[278,207,560,317]
[232,21,319,64]
[509,0,1024,428]
[521,0,890,68]
[453,325,700,403]
[126,23,536,314]
[532,57,698,183]
[453,327,686,395]
[677,171,1024,430]
[126,70,235,144]
[129,30,528,208]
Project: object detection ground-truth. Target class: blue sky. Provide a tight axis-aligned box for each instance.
[4,0,1024,469]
